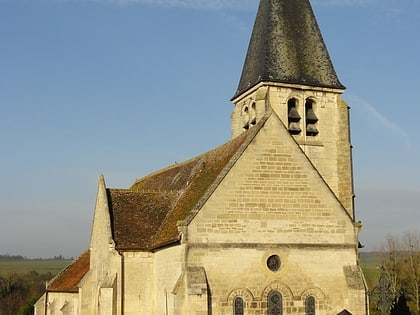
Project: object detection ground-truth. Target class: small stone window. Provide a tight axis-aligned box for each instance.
[250,102,257,126]
[268,291,282,315]
[305,296,316,315]
[234,297,244,315]
[267,255,281,272]
[242,104,250,130]
[305,99,318,136]
[242,100,257,131]
[288,98,301,135]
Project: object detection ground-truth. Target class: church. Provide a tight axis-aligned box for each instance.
[35,0,368,314]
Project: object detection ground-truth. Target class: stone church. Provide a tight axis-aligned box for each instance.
[35,0,368,314]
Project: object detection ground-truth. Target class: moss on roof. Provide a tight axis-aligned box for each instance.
[107,129,254,251]
[152,131,250,247]
[108,190,179,250]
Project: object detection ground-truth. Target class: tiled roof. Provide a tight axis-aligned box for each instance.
[108,190,179,250]
[47,250,90,293]
[107,123,262,251]
[233,0,344,99]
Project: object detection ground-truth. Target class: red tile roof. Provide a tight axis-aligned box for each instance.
[47,250,90,293]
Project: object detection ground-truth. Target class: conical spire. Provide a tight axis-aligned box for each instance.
[233,0,344,99]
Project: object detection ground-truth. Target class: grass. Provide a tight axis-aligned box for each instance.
[360,251,384,289]
[0,259,72,277]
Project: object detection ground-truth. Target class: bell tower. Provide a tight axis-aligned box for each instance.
[231,0,355,219]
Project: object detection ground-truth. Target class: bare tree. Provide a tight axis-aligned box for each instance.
[380,231,420,315]
[382,235,403,292]
[402,231,420,315]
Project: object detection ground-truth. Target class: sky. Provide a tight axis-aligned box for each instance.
[0,0,419,258]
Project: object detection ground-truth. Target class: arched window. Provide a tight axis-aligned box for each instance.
[268,291,282,315]
[288,98,301,135]
[305,296,316,315]
[234,297,244,315]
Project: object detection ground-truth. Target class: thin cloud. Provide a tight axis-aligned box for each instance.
[349,95,411,149]
[53,0,257,10]
[313,0,376,6]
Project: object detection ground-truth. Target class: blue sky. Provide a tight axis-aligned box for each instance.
[0,0,419,258]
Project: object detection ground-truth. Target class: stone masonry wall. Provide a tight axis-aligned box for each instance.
[232,84,354,219]
[185,245,365,315]
[191,114,355,245]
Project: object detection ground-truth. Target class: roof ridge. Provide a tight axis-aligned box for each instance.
[130,154,206,189]
[130,188,180,194]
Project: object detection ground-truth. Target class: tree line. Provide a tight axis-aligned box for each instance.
[0,254,70,260]
[370,231,420,315]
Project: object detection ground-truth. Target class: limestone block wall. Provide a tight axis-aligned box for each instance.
[78,271,95,314]
[185,245,366,315]
[79,252,121,314]
[34,294,46,315]
[190,114,356,246]
[119,246,185,314]
[231,84,354,218]
[153,245,185,314]
[123,251,154,314]
[42,292,79,315]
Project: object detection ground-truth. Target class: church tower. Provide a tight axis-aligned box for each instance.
[231,0,355,219]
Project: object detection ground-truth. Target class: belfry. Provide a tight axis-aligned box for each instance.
[35,1,368,314]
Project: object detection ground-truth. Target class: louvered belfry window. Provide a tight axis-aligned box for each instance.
[305,99,318,136]
[288,98,301,135]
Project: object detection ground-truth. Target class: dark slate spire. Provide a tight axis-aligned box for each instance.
[233,0,344,99]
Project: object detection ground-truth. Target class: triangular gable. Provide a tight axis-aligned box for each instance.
[186,110,356,245]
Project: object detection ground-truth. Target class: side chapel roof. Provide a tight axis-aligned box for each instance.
[46,250,90,293]
[233,0,344,98]
[107,119,265,251]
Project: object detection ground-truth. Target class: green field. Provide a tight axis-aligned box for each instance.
[359,251,384,289]
[0,259,72,276]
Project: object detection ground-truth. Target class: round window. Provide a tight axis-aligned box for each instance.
[267,255,281,272]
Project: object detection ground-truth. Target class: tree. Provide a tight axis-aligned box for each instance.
[380,231,420,315]
[402,231,420,315]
